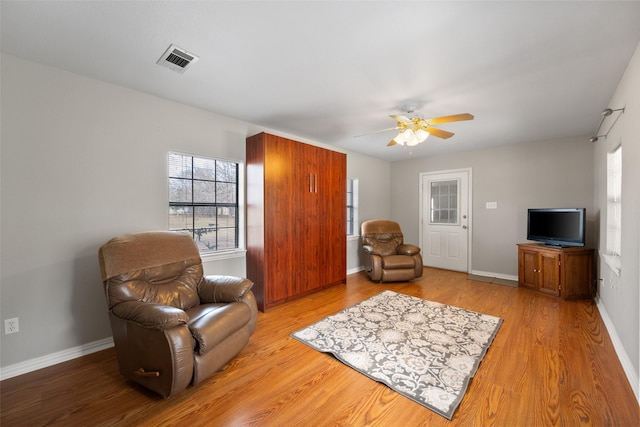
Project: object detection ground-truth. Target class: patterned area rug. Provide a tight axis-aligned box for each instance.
[291,290,502,420]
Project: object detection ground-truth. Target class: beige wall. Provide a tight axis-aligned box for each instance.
[593,41,640,392]
[0,54,253,368]
[346,154,392,272]
[0,54,384,370]
[390,136,595,277]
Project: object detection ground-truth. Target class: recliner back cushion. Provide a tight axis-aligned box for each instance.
[105,259,202,310]
[362,233,404,256]
[99,231,204,310]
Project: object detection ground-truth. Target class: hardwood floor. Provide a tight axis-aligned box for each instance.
[1,268,638,426]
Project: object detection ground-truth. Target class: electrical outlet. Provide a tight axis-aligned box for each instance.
[4,317,19,334]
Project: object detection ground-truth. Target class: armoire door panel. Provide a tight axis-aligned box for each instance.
[320,149,346,286]
[264,135,298,301]
[300,144,321,292]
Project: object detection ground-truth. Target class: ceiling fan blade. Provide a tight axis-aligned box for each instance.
[390,114,410,123]
[425,126,454,139]
[353,126,400,138]
[427,113,474,125]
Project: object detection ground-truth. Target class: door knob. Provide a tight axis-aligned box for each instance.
[462,225,467,229]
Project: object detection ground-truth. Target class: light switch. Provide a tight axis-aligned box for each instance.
[486,201,498,209]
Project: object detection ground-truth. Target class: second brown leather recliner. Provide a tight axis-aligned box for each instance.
[361,219,423,282]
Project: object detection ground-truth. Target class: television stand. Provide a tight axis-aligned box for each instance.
[517,243,595,299]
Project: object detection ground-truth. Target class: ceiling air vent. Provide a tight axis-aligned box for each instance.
[156,44,199,74]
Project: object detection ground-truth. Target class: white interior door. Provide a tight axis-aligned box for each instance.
[420,170,470,272]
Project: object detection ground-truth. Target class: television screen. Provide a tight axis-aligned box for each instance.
[527,208,585,247]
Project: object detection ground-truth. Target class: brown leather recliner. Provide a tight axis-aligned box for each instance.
[98,231,257,398]
[361,219,423,282]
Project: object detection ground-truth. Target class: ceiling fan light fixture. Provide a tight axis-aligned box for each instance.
[393,129,412,145]
[415,129,430,142]
[393,128,429,146]
[392,130,407,144]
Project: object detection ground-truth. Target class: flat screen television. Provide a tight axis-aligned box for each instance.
[527,208,586,247]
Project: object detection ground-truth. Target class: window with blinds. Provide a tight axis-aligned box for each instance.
[168,152,239,253]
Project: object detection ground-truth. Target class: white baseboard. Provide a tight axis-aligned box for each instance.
[470,270,519,282]
[0,337,114,381]
[347,266,365,275]
[595,297,640,402]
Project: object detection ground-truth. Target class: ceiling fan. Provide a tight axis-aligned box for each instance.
[359,105,474,147]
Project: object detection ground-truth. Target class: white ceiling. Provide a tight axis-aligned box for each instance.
[2,1,639,161]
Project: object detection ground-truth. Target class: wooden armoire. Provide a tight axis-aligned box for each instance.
[245,132,347,311]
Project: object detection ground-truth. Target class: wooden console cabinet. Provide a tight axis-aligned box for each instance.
[517,243,594,299]
[246,132,347,311]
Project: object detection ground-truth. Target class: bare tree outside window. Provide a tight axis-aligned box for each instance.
[169,152,239,252]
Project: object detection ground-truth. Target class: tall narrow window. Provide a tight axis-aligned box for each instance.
[346,178,359,236]
[605,145,622,274]
[169,152,239,253]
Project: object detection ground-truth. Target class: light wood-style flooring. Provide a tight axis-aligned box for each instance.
[1,268,638,426]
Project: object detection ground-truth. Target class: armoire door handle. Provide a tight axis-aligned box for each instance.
[309,173,318,193]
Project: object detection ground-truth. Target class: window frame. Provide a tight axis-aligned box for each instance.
[604,144,622,275]
[429,179,460,226]
[347,177,359,238]
[168,151,245,259]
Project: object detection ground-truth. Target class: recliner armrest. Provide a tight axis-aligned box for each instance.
[111,301,188,330]
[199,275,254,303]
[362,245,374,254]
[397,244,421,256]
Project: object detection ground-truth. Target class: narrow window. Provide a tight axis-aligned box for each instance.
[347,178,359,236]
[169,152,239,253]
[605,145,622,274]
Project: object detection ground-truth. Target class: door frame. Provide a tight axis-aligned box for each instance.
[418,167,473,273]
